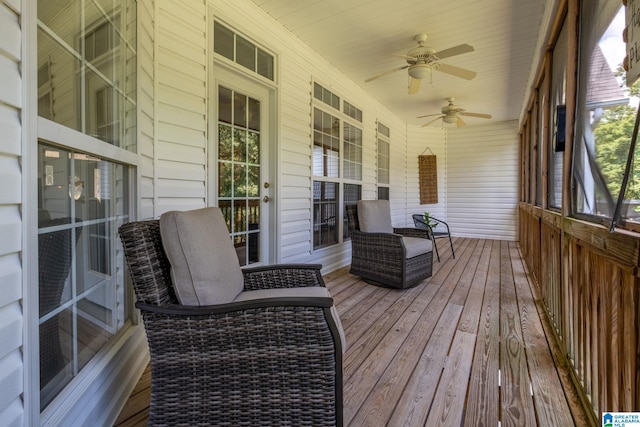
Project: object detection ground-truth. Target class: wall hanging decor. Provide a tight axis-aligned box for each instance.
[418,149,438,204]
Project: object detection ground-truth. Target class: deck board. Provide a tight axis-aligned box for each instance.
[114,238,590,427]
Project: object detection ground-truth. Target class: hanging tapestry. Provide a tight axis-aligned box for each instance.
[418,154,438,204]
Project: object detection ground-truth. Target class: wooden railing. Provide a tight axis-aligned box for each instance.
[519,204,640,421]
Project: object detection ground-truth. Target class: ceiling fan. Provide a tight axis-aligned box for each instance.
[365,33,477,95]
[418,97,492,127]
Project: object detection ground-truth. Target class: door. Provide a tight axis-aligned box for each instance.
[212,67,273,266]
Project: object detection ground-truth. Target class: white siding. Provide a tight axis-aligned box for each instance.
[138,0,156,219]
[446,121,519,240]
[155,0,208,215]
[0,0,23,425]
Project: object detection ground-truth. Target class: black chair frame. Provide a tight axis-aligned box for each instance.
[412,214,455,262]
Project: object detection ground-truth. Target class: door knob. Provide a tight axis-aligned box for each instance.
[263,195,271,203]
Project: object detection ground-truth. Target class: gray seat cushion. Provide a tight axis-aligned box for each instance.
[357,200,393,233]
[403,236,433,258]
[159,207,244,305]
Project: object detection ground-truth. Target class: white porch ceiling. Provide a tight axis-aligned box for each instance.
[250,0,553,127]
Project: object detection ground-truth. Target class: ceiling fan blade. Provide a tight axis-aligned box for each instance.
[436,63,477,80]
[457,117,466,127]
[408,77,421,95]
[460,111,492,119]
[436,44,474,60]
[422,116,444,127]
[365,65,409,82]
[416,112,443,119]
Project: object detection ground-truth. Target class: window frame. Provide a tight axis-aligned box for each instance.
[34,0,138,418]
[311,81,363,251]
[571,1,631,226]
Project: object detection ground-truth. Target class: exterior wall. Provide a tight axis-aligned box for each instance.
[447,121,520,240]
[138,0,156,219]
[0,0,25,425]
[155,0,208,214]
[211,0,418,272]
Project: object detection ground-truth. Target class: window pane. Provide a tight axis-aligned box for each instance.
[219,86,232,124]
[236,35,256,71]
[313,182,338,249]
[313,108,340,178]
[548,18,567,209]
[573,4,630,219]
[343,184,361,239]
[214,21,234,60]
[234,93,247,128]
[257,48,274,80]
[378,187,390,200]
[343,123,362,180]
[38,0,136,152]
[38,143,130,411]
[377,124,390,185]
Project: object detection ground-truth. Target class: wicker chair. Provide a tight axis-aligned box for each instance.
[346,201,433,289]
[118,217,344,426]
[412,214,455,262]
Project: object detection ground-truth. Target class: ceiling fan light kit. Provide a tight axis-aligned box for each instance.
[419,97,492,128]
[408,64,432,79]
[364,33,477,94]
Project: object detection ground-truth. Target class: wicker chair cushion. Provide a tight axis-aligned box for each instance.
[234,286,346,351]
[159,207,244,305]
[403,236,433,258]
[357,200,393,233]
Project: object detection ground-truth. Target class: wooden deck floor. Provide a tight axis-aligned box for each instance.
[114,238,592,426]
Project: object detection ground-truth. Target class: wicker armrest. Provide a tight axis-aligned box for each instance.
[241,263,325,290]
[394,227,431,239]
[350,230,406,257]
[136,293,333,316]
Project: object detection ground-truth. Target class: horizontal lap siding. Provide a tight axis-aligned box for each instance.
[447,121,519,240]
[139,0,155,219]
[155,0,207,215]
[0,0,23,425]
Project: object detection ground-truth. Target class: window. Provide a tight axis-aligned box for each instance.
[573,3,633,222]
[377,122,390,200]
[548,17,568,209]
[37,0,136,411]
[312,83,362,249]
[214,21,274,81]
